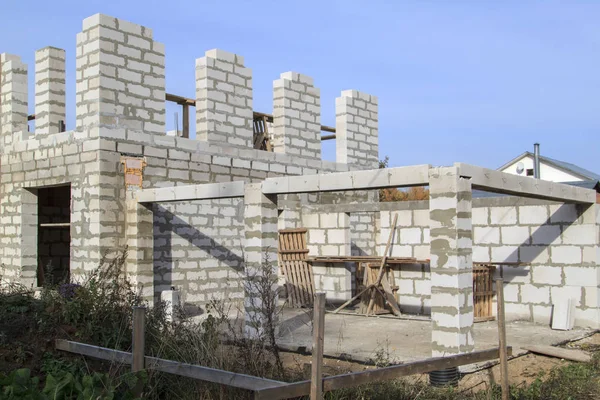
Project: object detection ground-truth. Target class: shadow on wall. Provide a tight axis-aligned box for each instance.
[152,204,245,307]
[497,203,592,285]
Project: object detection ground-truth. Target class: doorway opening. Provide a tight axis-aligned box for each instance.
[37,185,71,287]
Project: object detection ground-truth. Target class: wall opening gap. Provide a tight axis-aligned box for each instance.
[37,184,71,287]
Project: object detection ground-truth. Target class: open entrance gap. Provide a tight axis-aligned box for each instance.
[37,184,71,287]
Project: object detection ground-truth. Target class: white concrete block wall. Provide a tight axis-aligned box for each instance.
[35,47,66,134]
[195,49,253,147]
[272,72,321,159]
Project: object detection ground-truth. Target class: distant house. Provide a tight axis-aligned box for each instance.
[499,151,600,182]
[498,152,600,202]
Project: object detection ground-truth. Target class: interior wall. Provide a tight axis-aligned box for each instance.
[302,197,600,328]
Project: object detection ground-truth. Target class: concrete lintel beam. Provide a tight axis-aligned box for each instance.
[137,181,245,203]
[455,163,595,204]
[262,164,431,195]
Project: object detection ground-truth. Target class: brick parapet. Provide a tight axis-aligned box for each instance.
[35,47,66,134]
[335,90,378,169]
[75,14,166,136]
[195,49,253,147]
[272,72,321,159]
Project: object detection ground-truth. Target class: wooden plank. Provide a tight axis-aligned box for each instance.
[333,286,372,314]
[279,228,308,234]
[496,278,509,400]
[39,222,70,228]
[285,262,299,307]
[255,347,513,400]
[56,339,132,364]
[282,262,294,307]
[132,306,145,373]
[56,339,287,391]
[474,316,496,323]
[146,356,287,391]
[296,260,309,305]
[279,249,310,254]
[308,256,423,265]
[522,345,592,363]
[379,274,402,316]
[311,293,326,399]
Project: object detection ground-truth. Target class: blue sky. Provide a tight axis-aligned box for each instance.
[1,1,599,171]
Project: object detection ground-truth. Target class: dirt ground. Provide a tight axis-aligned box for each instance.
[279,332,600,392]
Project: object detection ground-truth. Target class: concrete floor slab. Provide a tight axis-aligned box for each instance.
[277,308,595,365]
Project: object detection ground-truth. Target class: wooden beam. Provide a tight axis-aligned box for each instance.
[165,93,337,135]
[182,103,189,138]
[165,93,195,106]
[522,345,592,363]
[255,347,513,400]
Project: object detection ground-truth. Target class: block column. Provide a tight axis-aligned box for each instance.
[126,193,155,304]
[195,49,253,147]
[76,14,165,138]
[273,72,321,158]
[243,183,278,338]
[35,47,66,134]
[20,189,38,288]
[0,53,28,146]
[429,166,474,357]
[336,90,378,169]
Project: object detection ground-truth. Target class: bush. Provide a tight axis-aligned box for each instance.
[0,368,144,400]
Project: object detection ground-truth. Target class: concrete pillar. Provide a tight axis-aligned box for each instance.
[273,72,321,158]
[335,90,378,169]
[35,47,66,134]
[76,14,166,137]
[429,166,474,357]
[243,183,278,338]
[126,193,154,304]
[0,53,28,146]
[195,49,253,147]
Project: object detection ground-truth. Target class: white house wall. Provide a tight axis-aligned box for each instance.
[500,155,584,182]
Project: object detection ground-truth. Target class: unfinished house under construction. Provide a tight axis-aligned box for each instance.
[1,14,599,358]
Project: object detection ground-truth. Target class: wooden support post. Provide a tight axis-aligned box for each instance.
[182,104,189,138]
[132,306,146,372]
[496,279,509,400]
[311,293,326,400]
